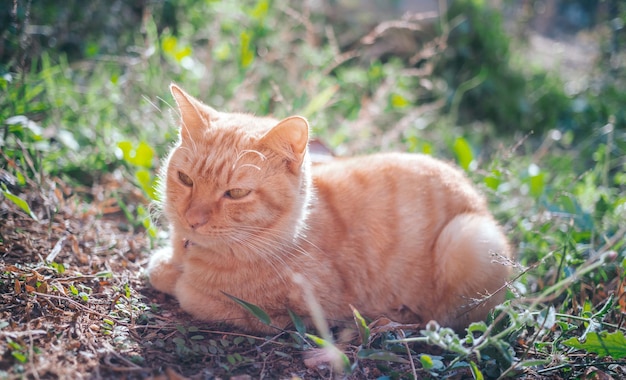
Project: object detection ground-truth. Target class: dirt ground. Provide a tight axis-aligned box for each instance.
[0,171,440,379]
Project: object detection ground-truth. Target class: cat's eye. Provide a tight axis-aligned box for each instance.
[224,188,251,200]
[178,171,193,187]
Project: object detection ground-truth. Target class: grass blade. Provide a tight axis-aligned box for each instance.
[357,349,409,364]
[350,305,370,346]
[222,292,271,325]
[288,309,307,336]
[1,186,38,221]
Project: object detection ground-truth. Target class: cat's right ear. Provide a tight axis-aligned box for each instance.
[170,84,214,141]
[261,116,309,168]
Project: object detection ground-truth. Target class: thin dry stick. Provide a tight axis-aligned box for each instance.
[400,330,418,379]
[27,326,41,380]
[32,292,126,325]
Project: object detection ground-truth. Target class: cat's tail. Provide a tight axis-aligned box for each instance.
[432,213,512,330]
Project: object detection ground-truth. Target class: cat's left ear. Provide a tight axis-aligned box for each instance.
[261,116,309,166]
[170,84,218,142]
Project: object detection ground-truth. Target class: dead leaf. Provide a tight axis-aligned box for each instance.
[69,234,80,254]
[618,278,626,314]
[37,281,48,294]
[582,366,615,380]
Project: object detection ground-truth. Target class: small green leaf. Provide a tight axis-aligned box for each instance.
[49,262,65,274]
[592,294,614,320]
[118,141,154,168]
[239,31,255,68]
[527,164,545,198]
[172,337,186,347]
[288,309,306,336]
[117,141,133,161]
[250,0,270,21]
[162,35,178,53]
[390,93,410,109]
[174,45,192,62]
[519,359,552,367]
[562,331,626,358]
[214,42,231,61]
[453,137,474,171]
[420,354,444,370]
[306,334,352,373]
[222,292,271,325]
[469,360,484,380]
[351,305,370,345]
[306,333,329,348]
[467,321,488,334]
[132,141,155,168]
[12,351,28,363]
[420,354,434,369]
[1,186,38,221]
[357,349,409,364]
[136,169,156,200]
[301,85,339,118]
[484,169,501,190]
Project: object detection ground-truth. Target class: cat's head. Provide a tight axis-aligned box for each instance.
[160,84,311,255]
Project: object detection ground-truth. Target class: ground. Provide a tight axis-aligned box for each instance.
[0,172,429,379]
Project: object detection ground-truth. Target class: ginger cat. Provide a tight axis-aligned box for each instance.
[147,84,511,334]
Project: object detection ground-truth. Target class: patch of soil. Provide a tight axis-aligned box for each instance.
[0,176,413,379]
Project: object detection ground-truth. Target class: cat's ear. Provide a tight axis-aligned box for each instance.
[261,116,309,166]
[170,83,217,141]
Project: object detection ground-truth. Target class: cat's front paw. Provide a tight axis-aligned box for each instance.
[146,246,182,296]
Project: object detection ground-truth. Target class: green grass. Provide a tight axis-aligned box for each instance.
[1,0,625,378]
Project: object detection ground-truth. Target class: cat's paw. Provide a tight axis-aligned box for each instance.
[146,246,182,296]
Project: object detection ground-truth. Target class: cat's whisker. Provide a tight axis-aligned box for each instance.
[234,231,303,264]
[234,225,317,260]
[232,227,314,269]
[235,149,267,164]
[232,150,267,172]
[179,121,200,153]
[235,163,261,171]
[228,234,294,284]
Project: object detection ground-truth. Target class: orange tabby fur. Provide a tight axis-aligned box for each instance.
[147,84,511,334]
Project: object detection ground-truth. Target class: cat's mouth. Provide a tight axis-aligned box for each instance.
[182,227,243,249]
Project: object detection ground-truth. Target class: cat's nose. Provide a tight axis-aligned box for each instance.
[185,209,209,229]
[189,219,207,229]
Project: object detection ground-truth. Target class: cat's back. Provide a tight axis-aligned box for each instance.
[311,152,487,216]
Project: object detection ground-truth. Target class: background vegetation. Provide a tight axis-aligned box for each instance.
[1,0,625,378]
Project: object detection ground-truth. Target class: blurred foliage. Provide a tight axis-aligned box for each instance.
[1,0,623,196]
[0,0,146,71]
[435,0,572,134]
